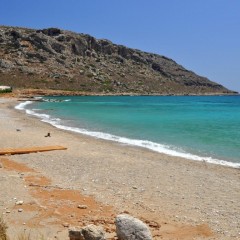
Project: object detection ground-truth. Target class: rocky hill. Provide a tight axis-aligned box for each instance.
[0,26,236,95]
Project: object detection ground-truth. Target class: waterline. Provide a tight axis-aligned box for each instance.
[15,100,240,169]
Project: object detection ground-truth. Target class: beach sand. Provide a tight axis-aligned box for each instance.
[0,97,239,240]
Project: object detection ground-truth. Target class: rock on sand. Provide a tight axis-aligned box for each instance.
[69,224,106,240]
[115,214,152,240]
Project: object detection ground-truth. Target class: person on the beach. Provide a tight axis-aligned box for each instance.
[45,132,51,137]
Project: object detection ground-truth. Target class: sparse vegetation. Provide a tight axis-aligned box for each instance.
[0,217,47,240]
[16,232,45,240]
[17,232,31,240]
[0,25,235,95]
[0,216,8,240]
[0,89,12,94]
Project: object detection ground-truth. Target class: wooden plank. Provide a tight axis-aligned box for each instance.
[0,146,67,155]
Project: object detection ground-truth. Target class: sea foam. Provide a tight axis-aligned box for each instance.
[15,101,240,169]
[15,100,33,110]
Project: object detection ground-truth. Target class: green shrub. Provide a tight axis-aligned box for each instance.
[0,89,12,94]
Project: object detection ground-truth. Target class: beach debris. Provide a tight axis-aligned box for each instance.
[16,200,24,205]
[69,224,106,240]
[0,145,67,155]
[16,129,21,132]
[115,214,152,240]
[78,204,88,209]
[45,132,51,137]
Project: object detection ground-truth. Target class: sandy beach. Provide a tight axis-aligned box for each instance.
[0,97,239,240]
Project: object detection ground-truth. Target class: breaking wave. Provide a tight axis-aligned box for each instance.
[15,101,240,169]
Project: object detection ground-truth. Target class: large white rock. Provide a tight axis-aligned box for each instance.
[115,214,152,240]
[69,224,106,240]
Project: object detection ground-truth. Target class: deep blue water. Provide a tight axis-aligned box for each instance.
[19,95,240,167]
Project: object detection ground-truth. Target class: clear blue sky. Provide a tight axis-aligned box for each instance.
[1,0,239,92]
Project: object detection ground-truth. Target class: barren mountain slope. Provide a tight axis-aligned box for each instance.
[0,26,236,95]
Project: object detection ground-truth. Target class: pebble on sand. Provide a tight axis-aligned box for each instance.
[78,205,88,209]
[16,200,24,205]
[63,222,70,228]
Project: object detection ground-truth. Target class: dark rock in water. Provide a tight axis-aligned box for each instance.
[115,214,152,240]
[0,25,237,95]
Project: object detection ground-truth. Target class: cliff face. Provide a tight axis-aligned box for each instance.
[0,26,235,95]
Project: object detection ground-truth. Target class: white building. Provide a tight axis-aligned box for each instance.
[0,86,12,91]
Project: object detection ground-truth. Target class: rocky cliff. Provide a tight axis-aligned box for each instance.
[0,26,236,95]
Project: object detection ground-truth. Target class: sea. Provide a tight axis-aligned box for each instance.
[16,95,240,168]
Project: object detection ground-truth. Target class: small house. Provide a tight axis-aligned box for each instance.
[0,85,12,93]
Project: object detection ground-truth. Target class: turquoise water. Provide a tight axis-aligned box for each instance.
[19,95,240,167]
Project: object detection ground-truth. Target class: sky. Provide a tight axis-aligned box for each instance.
[1,0,239,92]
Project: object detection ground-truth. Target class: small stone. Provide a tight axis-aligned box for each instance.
[78,205,88,209]
[16,200,24,205]
[62,222,70,227]
[18,208,23,212]
[145,220,160,228]
[6,210,11,213]
[132,186,138,189]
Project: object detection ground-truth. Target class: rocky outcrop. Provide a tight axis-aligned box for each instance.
[0,25,236,95]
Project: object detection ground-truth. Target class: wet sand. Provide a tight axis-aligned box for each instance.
[0,98,239,239]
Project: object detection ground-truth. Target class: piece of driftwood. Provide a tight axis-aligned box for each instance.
[0,146,67,155]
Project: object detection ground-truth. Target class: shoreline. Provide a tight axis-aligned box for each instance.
[16,96,240,169]
[1,88,239,99]
[0,97,240,239]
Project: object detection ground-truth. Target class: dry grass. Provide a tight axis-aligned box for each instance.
[0,216,8,240]
[16,232,45,240]
[0,218,45,240]
[16,232,31,240]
